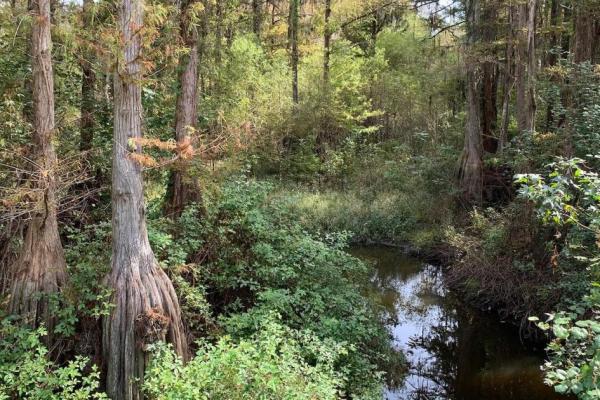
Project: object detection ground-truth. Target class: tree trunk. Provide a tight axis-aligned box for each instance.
[8,0,67,337]
[480,0,498,153]
[103,0,188,396]
[545,0,560,66]
[315,0,332,158]
[215,0,223,66]
[499,2,514,151]
[252,0,261,37]
[323,0,331,85]
[543,0,561,131]
[515,0,537,133]
[165,0,202,219]
[459,0,483,204]
[80,0,95,151]
[573,0,595,63]
[289,0,299,104]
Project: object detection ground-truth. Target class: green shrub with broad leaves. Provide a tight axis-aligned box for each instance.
[0,319,106,400]
[519,158,600,399]
[161,177,398,398]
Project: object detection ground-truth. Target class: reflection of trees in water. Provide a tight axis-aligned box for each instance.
[407,299,568,400]
[405,294,459,399]
[381,262,460,399]
[359,247,569,400]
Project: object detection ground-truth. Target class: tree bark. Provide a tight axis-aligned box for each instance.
[573,0,595,63]
[315,0,332,157]
[480,0,498,153]
[80,0,95,151]
[323,0,331,85]
[8,0,67,337]
[499,2,515,151]
[252,0,262,37]
[542,0,561,131]
[103,0,188,396]
[215,0,223,66]
[545,0,560,66]
[515,0,537,133]
[165,0,202,219]
[459,0,483,204]
[289,0,299,104]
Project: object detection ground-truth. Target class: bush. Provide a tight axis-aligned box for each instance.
[519,158,600,399]
[0,319,106,400]
[144,317,344,400]
[169,177,397,398]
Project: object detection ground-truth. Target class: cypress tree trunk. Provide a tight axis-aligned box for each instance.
[546,0,560,66]
[480,1,498,153]
[315,0,331,157]
[80,0,95,151]
[215,0,223,66]
[289,0,299,104]
[515,0,537,133]
[499,2,515,151]
[323,0,331,85]
[252,0,261,37]
[103,0,188,396]
[459,0,483,203]
[165,0,202,218]
[9,0,67,336]
[573,0,595,63]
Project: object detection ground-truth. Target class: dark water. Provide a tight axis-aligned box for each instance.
[350,246,569,400]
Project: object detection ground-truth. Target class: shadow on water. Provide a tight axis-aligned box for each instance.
[349,246,571,400]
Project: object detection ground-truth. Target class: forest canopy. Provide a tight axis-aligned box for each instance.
[0,0,600,399]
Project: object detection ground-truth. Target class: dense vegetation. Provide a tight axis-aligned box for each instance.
[0,0,600,398]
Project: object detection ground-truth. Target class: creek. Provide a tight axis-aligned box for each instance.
[350,246,569,400]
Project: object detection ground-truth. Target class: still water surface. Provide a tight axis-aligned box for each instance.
[350,246,569,400]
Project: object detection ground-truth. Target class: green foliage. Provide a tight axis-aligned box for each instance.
[48,223,113,338]
[519,157,600,399]
[144,317,345,400]
[0,319,106,400]
[277,139,458,248]
[169,177,395,398]
[371,13,461,145]
[530,294,600,399]
[517,158,600,230]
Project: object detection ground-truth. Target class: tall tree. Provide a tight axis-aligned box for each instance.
[323,0,331,85]
[8,0,67,335]
[543,0,561,131]
[480,0,498,153]
[545,0,561,67]
[289,0,299,103]
[215,0,223,66]
[315,0,332,157]
[252,0,262,37]
[573,0,596,63]
[459,0,483,203]
[80,0,95,152]
[499,1,515,151]
[514,0,537,133]
[102,0,188,396]
[165,0,202,218]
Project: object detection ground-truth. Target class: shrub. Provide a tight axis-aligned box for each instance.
[171,177,397,398]
[144,317,344,400]
[0,319,106,400]
[519,157,600,399]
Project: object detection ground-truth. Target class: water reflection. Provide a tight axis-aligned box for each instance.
[350,246,569,400]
